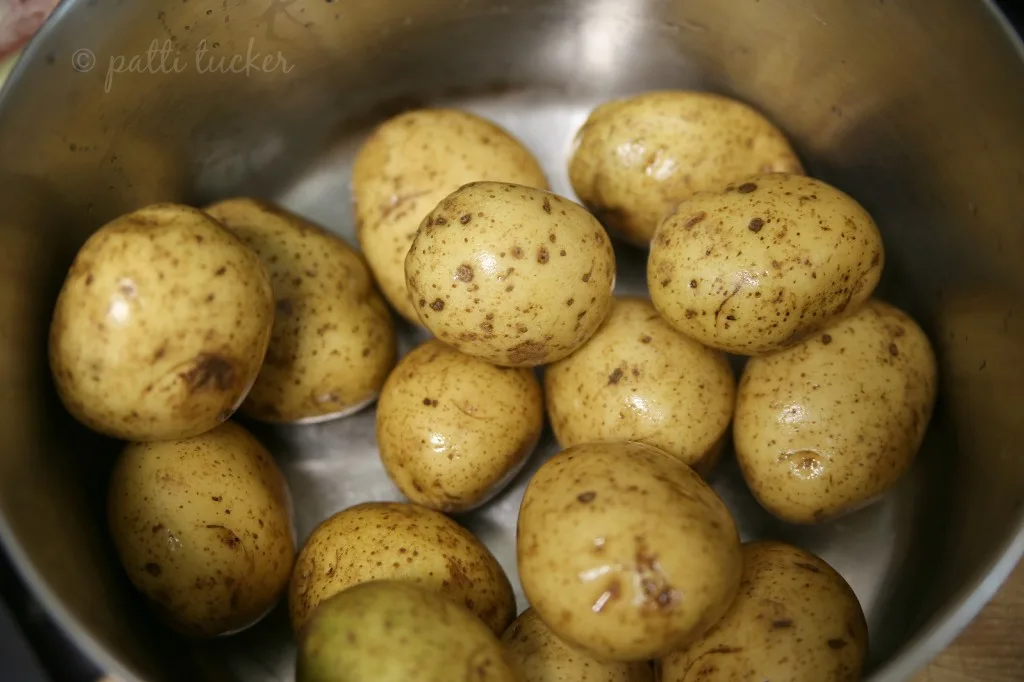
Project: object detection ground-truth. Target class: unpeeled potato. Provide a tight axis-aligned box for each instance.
[205,198,396,423]
[288,501,515,636]
[659,541,868,682]
[353,108,549,323]
[49,203,274,441]
[569,91,803,245]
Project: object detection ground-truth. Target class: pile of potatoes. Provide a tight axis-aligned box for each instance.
[48,89,938,682]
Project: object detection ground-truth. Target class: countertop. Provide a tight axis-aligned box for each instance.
[916,559,1024,681]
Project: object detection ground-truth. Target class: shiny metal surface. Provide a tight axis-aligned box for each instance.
[0,1,1022,681]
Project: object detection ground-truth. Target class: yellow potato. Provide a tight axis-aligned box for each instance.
[569,91,803,246]
[289,501,515,636]
[660,541,868,682]
[49,203,274,441]
[107,421,295,637]
[544,297,734,473]
[734,299,937,523]
[353,108,549,323]
[648,173,884,355]
[517,441,742,661]
[502,607,654,682]
[406,182,616,366]
[205,198,396,423]
[376,339,543,512]
[298,581,522,682]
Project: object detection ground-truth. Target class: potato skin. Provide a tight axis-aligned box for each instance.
[377,339,543,512]
[49,203,274,441]
[107,421,295,637]
[517,441,742,661]
[298,581,522,682]
[569,91,802,246]
[405,182,616,367]
[288,501,515,636]
[659,541,868,682]
[648,173,884,355]
[205,198,396,424]
[734,299,937,524]
[544,297,734,473]
[353,108,549,323]
[502,608,654,682]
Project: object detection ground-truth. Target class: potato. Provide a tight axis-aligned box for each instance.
[659,541,868,682]
[517,441,742,661]
[49,203,274,441]
[733,299,937,524]
[377,339,543,512]
[353,108,549,323]
[569,91,803,246]
[648,173,884,355]
[405,182,616,366]
[298,581,522,682]
[289,501,515,635]
[502,607,654,682]
[204,198,396,423]
[544,297,734,473]
[107,421,295,637]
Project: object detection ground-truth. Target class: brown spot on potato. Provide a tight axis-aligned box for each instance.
[275,298,293,316]
[772,619,794,629]
[821,334,833,345]
[608,368,624,384]
[889,343,899,356]
[460,213,472,224]
[85,273,95,286]
[748,217,765,232]
[434,215,447,226]
[151,524,164,533]
[685,309,698,319]
[430,299,445,311]
[794,561,822,574]
[640,335,652,343]
[737,182,758,193]
[511,246,524,259]
[577,491,596,503]
[707,645,743,654]
[455,264,474,282]
[507,340,546,364]
[144,562,162,576]
[542,197,552,214]
[180,354,235,393]
[582,272,591,283]
[684,211,707,229]
[537,247,549,264]
[153,343,167,362]
[828,638,848,650]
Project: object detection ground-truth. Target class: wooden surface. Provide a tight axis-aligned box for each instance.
[915,559,1024,682]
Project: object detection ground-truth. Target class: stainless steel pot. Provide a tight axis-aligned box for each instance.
[0,1,1022,680]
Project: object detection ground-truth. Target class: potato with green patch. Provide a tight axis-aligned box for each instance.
[377,339,543,512]
[406,182,616,366]
[205,198,396,424]
[502,607,654,682]
[659,541,868,682]
[49,203,274,441]
[289,501,515,635]
[517,441,742,661]
[298,581,523,682]
[734,299,937,524]
[569,91,803,246]
[545,297,734,473]
[648,173,884,355]
[353,109,549,323]
[107,421,295,637]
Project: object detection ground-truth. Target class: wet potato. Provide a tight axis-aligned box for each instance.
[376,339,544,513]
[733,299,938,524]
[107,421,295,638]
[288,501,515,636]
[405,181,616,366]
[544,296,734,473]
[205,198,396,424]
[517,441,742,662]
[298,581,522,682]
[648,173,884,355]
[49,203,274,441]
[502,607,654,682]
[660,541,868,682]
[569,91,803,246]
[353,108,549,324]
